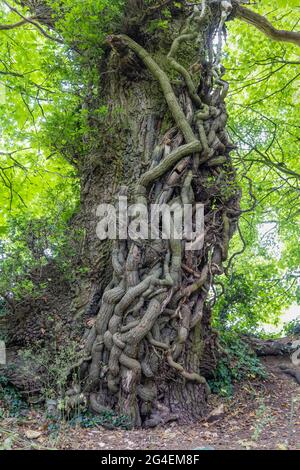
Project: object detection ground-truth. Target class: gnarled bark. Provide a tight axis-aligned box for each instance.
[67,1,241,427]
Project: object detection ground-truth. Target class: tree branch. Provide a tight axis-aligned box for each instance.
[235,4,300,47]
[108,34,196,144]
[1,0,64,44]
[0,18,35,30]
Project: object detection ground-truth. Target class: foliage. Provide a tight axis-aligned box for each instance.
[0,211,83,300]
[0,297,7,317]
[49,0,125,53]
[0,375,28,418]
[251,400,274,441]
[284,319,300,336]
[21,341,80,402]
[213,0,300,330]
[213,255,293,332]
[69,410,132,430]
[0,2,79,227]
[209,331,267,397]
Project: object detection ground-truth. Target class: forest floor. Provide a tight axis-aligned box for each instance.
[1,356,300,451]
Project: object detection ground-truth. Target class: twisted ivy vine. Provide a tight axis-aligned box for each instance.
[68,0,241,427]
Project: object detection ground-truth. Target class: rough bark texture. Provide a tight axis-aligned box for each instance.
[62,1,242,427]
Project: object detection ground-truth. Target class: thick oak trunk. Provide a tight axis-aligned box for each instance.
[65,1,241,427]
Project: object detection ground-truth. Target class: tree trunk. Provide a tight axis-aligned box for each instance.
[63,1,242,428]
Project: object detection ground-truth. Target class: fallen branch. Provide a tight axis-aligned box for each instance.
[244,335,295,357]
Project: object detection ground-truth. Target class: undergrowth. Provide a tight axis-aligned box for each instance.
[284,319,300,336]
[209,331,267,397]
[0,376,28,418]
[0,343,132,431]
[69,410,132,430]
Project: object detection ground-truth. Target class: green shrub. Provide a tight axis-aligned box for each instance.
[209,331,267,397]
[284,319,300,336]
[69,410,132,430]
[0,376,28,418]
[21,342,80,404]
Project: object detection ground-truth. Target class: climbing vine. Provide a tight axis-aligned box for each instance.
[62,0,242,428]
